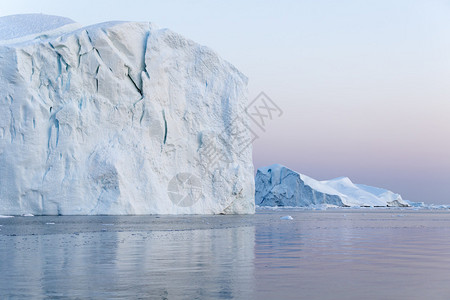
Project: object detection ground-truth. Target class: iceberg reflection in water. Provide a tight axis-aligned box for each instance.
[0,216,255,299]
[2,210,450,299]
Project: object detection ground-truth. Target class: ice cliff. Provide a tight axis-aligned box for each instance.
[0,14,255,215]
[256,164,409,207]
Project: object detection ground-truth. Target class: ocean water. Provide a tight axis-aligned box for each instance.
[1,209,450,299]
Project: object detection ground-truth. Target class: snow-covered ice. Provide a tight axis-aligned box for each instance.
[0,14,81,45]
[0,14,254,215]
[256,164,410,207]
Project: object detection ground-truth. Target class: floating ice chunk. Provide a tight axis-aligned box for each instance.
[404,200,425,207]
[0,215,14,218]
[22,213,34,217]
[280,215,293,220]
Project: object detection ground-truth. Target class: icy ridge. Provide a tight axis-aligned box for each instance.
[255,164,409,207]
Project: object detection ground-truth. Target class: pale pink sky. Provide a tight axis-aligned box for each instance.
[2,0,450,203]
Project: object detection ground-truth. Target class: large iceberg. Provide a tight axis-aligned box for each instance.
[0,14,255,215]
[256,164,409,207]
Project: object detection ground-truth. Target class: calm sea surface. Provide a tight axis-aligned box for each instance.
[1,209,450,299]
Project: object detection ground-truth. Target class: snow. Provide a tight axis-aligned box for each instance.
[256,164,409,208]
[0,14,254,215]
[0,14,81,45]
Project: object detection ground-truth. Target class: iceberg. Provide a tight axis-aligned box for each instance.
[0,14,255,215]
[255,164,409,207]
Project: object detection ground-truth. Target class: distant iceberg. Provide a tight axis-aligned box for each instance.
[255,164,409,208]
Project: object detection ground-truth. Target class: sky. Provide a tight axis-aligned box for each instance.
[1,0,449,204]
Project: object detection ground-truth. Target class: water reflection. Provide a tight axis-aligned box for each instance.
[3,211,450,299]
[253,210,450,300]
[0,218,255,299]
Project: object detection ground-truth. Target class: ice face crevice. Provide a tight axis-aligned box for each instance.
[0,14,255,215]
